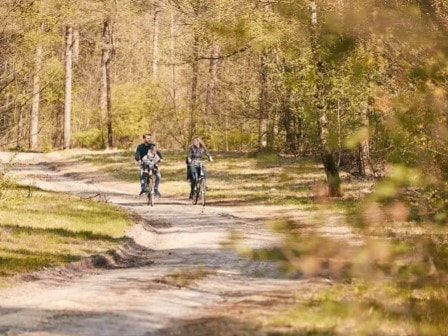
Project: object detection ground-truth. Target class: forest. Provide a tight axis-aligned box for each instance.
[1,0,448,335]
[1,0,448,194]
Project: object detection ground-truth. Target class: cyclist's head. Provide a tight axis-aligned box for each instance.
[148,143,156,152]
[142,133,152,144]
[192,137,205,148]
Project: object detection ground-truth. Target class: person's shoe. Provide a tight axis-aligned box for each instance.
[139,190,146,196]
[155,191,162,198]
[189,193,194,200]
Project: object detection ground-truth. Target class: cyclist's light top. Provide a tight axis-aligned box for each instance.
[142,152,161,166]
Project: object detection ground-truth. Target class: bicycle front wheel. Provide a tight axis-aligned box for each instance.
[148,178,154,207]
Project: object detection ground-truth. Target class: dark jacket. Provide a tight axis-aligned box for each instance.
[187,146,210,161]
[186,146,210,180]
[135,143,163,162]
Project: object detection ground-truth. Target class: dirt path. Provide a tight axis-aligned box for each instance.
[0,152,304,336]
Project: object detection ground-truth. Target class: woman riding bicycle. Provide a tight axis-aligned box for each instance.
[187,137,213,200]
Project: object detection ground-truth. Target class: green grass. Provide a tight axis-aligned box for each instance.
[0,178,131,286]
[258,281,448,336]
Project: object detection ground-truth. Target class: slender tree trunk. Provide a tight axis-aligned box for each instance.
[358,100,373,177]
[100,19,113,148]
[310,0,342,196]
[73,29,80,62]
[281,58,297,153]
[151,1,160,81]
[258,51,268,150]
[267,110,277,150]
[205,43,220,149]
[283,94,297,153]
[169,9,186,147]
[337,98,342,167]
[30,41,42,150]
[205,43,219,115]
[63,25,73,150]
[16,106,23,148]
[189,31,199,142]
[170,8,177,108]
[224,114,229,151]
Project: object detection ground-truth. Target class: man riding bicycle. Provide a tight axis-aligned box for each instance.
[187,137,213,200]
[135,133,163,197]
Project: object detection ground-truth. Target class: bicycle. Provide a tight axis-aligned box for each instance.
[191,160,206,207]
[142,162,156,207]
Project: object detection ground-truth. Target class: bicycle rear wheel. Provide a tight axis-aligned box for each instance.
[201,178,206,206]
[193,181,200,205]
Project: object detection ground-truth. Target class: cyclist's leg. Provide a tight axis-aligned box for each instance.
[155,171,161,192]
[140,165,146,192]
[190,166,198,196]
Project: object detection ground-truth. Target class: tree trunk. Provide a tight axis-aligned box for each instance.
[258,51,268,150]
[63,25,73,150]
[224,114,229,151]
[30,41,42,151]
[281,58,298,153]
[16,106,23,148]
[358,100,373,177]
[73,29,80,62]
[205,43,220,149]
[151,1,160,81]
[100,19,113,149]
[310,0,342,197]
[282,94,298,153]
[189,31,199,142]
[205,43,219,115]
[337,98,342,167]
[170,8,177,108]
[267,109,278,150]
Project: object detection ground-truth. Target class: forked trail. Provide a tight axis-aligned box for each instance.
[0,152,311,336]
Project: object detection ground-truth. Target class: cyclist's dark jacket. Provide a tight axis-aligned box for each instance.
[135,143,163,162]
[186,146,210,180]
[187,146,210,161]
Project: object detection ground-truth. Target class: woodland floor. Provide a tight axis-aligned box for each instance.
[0,150,443,336]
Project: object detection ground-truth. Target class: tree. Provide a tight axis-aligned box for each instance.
[151,1,161,80]
[100,18,114,148]
[63,25,73,149]
[30,35,43,151]
[258,50,269,150]
[309,0,342,196]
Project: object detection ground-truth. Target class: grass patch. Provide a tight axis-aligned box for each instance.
[260,281,448,336]
[156,266,216,287]
[0,178,131,286]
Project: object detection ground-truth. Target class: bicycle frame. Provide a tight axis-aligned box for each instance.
[191,161,206,206]
[142,163,156,206]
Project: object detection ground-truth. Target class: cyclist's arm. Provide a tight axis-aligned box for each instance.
[205,149,213,162]
[156,150,164,162]
[187,147,193,163]
[135,145,142,163]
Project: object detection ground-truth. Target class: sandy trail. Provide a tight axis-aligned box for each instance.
[0,152,302,336]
